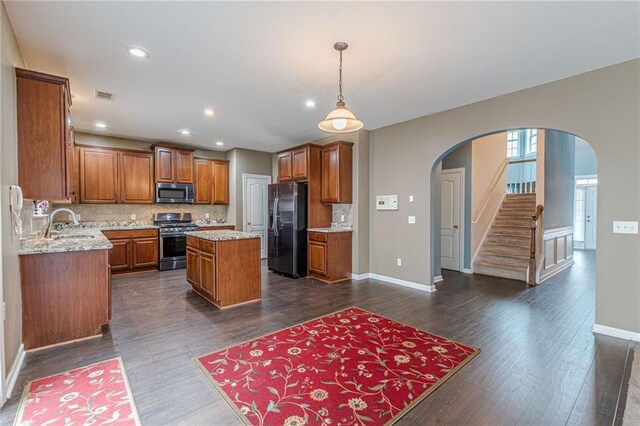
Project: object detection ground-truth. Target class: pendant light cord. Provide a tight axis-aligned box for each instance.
[338,49,344,103]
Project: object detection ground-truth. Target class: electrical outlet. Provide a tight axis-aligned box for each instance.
[340,214,345,222]
[397,258,402,266]
[76,214,81,221]
[613,221,639,234]
[130,214,136,221]
[205,213,210,219]
[408,216,416,224]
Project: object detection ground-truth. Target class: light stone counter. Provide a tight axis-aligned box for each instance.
[307,226,353,233]
[19,228,113,255]
[185,230,259,242]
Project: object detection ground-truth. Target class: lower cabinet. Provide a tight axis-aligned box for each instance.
[103,229,158,274]
[307,231,352,283]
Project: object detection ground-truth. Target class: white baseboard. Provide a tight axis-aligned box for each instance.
[368,273,436,292]
[351,273,371,280]
[462,268,473,274]
[5,344,25,401]
[433,275,443,283]
[592,324,640,342]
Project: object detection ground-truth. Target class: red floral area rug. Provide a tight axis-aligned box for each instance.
[195,306,479,425]
[14,357,140,426]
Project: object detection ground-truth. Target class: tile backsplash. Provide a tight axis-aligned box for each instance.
[332,204,353,225]
[48,204,228,223]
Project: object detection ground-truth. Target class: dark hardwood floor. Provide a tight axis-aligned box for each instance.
[1,250,634,425]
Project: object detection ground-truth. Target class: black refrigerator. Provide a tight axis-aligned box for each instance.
[268,181,307,278]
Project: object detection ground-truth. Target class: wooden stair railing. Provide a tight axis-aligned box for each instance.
[528,204,544,286]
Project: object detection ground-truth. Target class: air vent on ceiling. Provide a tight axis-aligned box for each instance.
[95,90,115,101]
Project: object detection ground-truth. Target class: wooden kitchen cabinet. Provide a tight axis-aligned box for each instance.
[79,147,154,204]
[194,158,229,205]
[108,239,132,271]
[79,148,119,203]
[103,229,158,274]
[307,231,352,283]
[321,141,353,204]
[153,146,194,184]
[292,148,309,180]
[120,151,154,203]
[17,68,74,202]
[277,152,293,181]
[198,225,235,231]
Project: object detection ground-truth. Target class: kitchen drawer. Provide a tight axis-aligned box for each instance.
[103,228,157,239]
[199,239,215,254]
[186,235,200,249]
[198,225,235,231]
[308,232,328,242]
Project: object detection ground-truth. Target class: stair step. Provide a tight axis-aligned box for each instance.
[474,261,528,282]
[477,253,529,267]
[495,218,532,226]
[483,242,530,255]
[506,194,536,199]
[485,235,530,245]
[502,202,535,209]
[490,229,530,238]
[480,250,530,260]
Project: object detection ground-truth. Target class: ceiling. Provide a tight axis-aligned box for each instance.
[5,1,639,153]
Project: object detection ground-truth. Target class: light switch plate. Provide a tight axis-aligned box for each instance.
[409,195,414,203]
[408,216,416,224]
[205,213,210,219]
[376,195,398,210]
[397,258,402,266]
[613,221,639,234]
[130,214,136,220]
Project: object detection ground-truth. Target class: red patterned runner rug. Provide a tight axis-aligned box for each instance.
[195,307,479,425]
[14,357,140,426]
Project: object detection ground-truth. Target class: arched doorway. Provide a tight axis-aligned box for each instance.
[430,128,597,286]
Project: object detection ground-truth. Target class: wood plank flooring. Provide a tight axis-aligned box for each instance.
[1,250,634,425]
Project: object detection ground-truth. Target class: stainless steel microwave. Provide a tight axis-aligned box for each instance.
[156,183,194,204]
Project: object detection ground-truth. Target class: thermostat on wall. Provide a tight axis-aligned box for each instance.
[376,195,398,210]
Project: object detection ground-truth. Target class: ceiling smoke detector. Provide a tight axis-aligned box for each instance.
[95,90,115,101]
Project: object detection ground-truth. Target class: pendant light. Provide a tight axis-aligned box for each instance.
[318,42,363,133]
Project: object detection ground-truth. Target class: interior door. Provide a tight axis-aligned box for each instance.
[585,186,597,250]
[441,170,462,271]
[244,175,271,258]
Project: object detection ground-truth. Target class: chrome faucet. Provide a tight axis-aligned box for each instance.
[44,208,79,238]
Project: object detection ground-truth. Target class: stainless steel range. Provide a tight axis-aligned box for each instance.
[154,212,198,271]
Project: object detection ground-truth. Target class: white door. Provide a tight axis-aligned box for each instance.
[243,174,271,258]
[585,186,597,250]
[441,169,463,271]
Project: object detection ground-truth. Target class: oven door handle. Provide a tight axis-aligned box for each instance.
[160,233,189,237]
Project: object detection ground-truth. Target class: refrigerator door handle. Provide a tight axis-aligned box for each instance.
[273,197,279,237]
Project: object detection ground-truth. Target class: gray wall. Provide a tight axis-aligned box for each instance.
[369,59,640,334]
[544,130,576,229]
[225,148,273,228]
[441,143,472,269]
[575,137,598,176]
[1,0,26,374]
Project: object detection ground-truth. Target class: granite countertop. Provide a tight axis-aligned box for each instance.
[194,221,235,227]
[307,226,354,233]
[19,228,113,255]
[185,230,259,242]
[54,221,159,231]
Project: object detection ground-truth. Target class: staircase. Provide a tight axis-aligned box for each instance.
[474,193,536,281]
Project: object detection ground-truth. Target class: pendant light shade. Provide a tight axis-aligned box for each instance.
[318,42,363,133]
[318,101,363,133]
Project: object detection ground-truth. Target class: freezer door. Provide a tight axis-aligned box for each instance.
[276,182,295,276]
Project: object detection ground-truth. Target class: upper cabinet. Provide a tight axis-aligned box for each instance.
[194,158,229,205]
[277,144,318,182]
[79,147,154,204]
[321,141,353,204]
[153,146,194,184]
[17,68,74,202]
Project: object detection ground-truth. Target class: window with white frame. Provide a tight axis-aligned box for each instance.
[507,131,519,158]
[525,129,537,155]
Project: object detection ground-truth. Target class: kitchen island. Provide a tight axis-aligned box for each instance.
[185,230,261,308]
[19,228,112,350]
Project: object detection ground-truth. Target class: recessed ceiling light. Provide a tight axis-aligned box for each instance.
[215,141,224,146]
[204,108,215,117]
[305,100,317,108]
[179,129,190,136]
[95,122,107,129]
[125,45,150,58]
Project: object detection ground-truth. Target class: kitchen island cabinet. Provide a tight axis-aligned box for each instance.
[185,231,261,308]
[19,229,112,350]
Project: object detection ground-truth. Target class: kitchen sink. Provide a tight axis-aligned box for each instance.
[52,234,96,240]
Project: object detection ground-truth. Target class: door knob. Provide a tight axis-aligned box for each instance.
[454,225,459,229]
[247,222,251,225]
